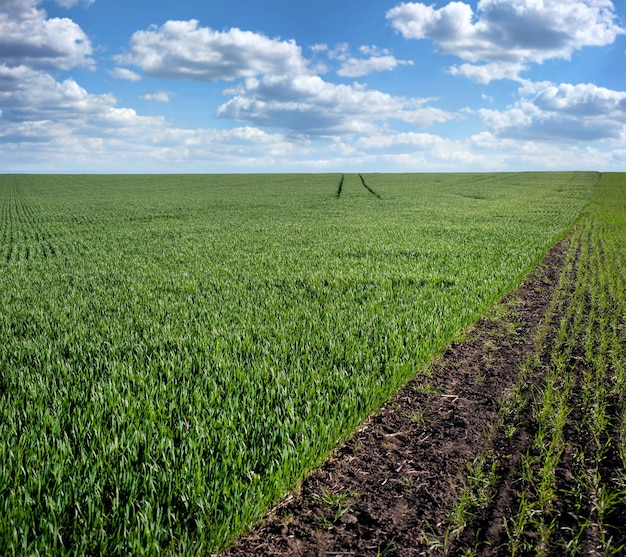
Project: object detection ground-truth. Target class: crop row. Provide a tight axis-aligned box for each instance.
[504,173,626,556]
[0,175,58,264]
[440,173,626,556]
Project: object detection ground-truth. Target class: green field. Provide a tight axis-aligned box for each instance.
[0,172,599,554]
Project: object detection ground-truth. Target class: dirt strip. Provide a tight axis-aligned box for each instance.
[222,238,569,557]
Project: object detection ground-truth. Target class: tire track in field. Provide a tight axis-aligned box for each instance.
[358,174,382,199]
[336,174,344,198]
[1,176,59,265]
[334,174,382,199]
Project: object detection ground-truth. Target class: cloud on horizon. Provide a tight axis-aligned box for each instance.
[480,81,626,141]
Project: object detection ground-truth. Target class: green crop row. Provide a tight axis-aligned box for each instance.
[504,173,626,556]
[442,173,626,556]
[0,172,597,555]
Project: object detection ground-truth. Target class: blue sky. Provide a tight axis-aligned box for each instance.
[1,0,625,173]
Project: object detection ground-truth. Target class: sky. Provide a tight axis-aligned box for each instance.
[1,0,625,173]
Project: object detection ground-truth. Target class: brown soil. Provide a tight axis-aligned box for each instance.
[221,239,569,557]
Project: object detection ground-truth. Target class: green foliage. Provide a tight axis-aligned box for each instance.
[0,172,597,554]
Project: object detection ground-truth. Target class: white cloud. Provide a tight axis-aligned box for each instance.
[449,62,527,84]
[0,0,93,70]
[470,131,618,170]
[0,64,164,144]
[533,83,626,116]
[310,43,328,54]
[387,2,476,49]
[216,74,455,137]
[0,64,114,124]
[108,67,142,81]
[338,55,412,77]
[479,82,626,141]
[114,22,444,139]
[321,43,414,78]
[358,129,622,172]
[116,20,308,81]
[142,92,174,103]
[0,61,302,172]
[1,66,621,173]
[328,43,413,77]
[357,131,445,150]
[387,0,625,81]
[337,46,413,77]
[0,0,36,17]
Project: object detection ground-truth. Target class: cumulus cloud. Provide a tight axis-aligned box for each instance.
[479,82,626,141]
[1,66,620,173]
[469,131,620,170]
[0,7,456,167]
[216,74,455,137]
[115,20,308,81]
[353,129,620,173]
[338,54,408,77]
[0,61,299,171]
[337,45,414,77]
[0,64,112,123]
[322,43,413,77]
[387,0,624,81]
[115,21,451,139]
[0,64,164,144]
[0,0,93,70]
[108,67,142,81]
[449,62,527,84]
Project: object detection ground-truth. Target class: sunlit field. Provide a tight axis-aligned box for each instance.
[0,172,598,554]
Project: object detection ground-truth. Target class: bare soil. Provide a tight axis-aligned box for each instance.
[222,239,570,556]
